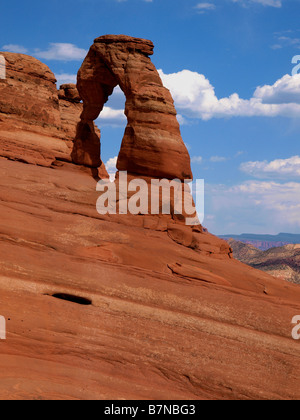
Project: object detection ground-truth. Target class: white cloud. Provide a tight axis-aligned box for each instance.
[55,73,77,86]
[35,43,87,61]
[231,0,282,7]
[206,180,300,233]
[96,106,126,127]
[194,3,216,13]
[254,74,300,104]
[177,114,187,125]
[252,0,282,7]
[225,181,300,224]
[235,151,245,157]
[105,156,118,181]
[210,156,228,162]
[191,156,203,164]
[271,36,300,50]
[2,44,28,54]
[94,86,126,127]
[159,69,300,120]
[240,156,300,179]
[106,156,118,172]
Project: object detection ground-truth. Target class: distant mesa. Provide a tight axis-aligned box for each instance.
[228,238,300,285]
[220,233,300,251]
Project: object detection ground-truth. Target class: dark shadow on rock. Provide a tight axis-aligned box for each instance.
[71,121,101,168]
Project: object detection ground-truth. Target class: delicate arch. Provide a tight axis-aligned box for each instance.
[72,35,192,181]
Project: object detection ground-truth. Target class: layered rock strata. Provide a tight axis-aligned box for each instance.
[0,53,99,169]
[1,45,300,400]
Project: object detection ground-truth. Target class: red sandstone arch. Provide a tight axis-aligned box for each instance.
[72,35,192,181]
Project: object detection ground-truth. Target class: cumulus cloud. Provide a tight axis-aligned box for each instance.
[227,181,300,225]
[96,106,126,127]
[35,43,87,61]
[52,67,300,126]
[206,180,300,233]
[240,156,300,179]
[254,74,300,104]
[158,69,300,120]
[225,181,300,223]
[105,156,118,181]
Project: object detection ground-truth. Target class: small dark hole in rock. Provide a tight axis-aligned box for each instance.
[51,293,92,306]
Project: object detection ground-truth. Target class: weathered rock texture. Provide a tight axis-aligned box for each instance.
[74,35,192,180]
[0,52,61,133]
[58,83,84,139]
[0,53,99,169]
[228,239,300,285]
[0,157,300,400]
[0,47,300,401]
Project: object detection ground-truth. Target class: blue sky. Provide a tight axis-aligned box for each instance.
[1,0,300,235]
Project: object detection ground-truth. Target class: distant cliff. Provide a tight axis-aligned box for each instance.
[220,233,300,251]
[228,239,300,285]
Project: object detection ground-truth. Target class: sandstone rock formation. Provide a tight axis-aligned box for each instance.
[0,52,69,166]
[0,53,99,170]
[0,52,61,133]
[0,46,300,400]
[74,35,192,180]
[58,83,84,139]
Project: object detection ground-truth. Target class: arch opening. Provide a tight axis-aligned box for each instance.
[96,86,127,181]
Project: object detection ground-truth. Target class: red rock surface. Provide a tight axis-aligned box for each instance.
[0,53,100,169]
[75,35,192,180]
[0,48,300,400]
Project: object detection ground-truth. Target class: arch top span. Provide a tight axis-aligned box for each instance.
[94,34,154,56]
[72,35,192,181]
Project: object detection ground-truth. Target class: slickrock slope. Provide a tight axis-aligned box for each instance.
[0,44,300,400]
[228,239,300,285]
